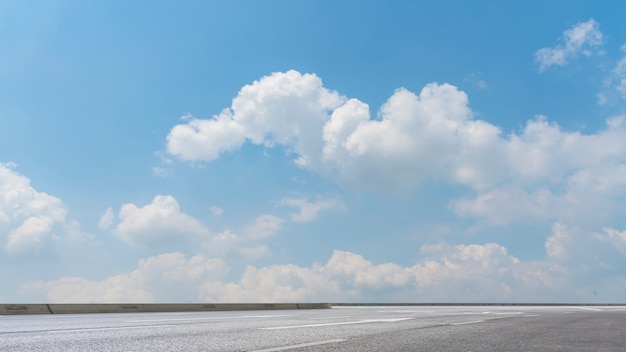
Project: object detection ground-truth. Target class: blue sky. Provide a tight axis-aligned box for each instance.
[2,0,626,303]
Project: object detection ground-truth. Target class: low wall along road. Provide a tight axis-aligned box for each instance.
[0,303,331,315]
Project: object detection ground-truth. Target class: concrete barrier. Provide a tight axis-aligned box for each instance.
[0,304,52,315]
[297,303,332,309]
[8,303,327,314]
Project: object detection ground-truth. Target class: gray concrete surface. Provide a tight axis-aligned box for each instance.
[2,305,626,351]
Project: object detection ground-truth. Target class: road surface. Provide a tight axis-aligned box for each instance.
[2,305,626,351]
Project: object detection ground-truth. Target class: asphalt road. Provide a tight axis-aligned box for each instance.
[2,305,626,351]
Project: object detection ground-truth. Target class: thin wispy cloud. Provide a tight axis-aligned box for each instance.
[535,19,603,72]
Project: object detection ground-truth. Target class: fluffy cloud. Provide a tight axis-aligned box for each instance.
[0,163,92,256]
[201,214,283,260]
[111,195,210,248]
[279,197,343,222]
[166,72,488,192]
[454,113,626,227]
[165,71,626,229]
[28,228,626,303]
[535,19,603,72]
[167,71,345,167]
[24,252,229,303]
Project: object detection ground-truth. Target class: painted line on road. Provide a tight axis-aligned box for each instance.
[568,306,603,311]
[259,318,413,330]
[126,314,291,323]
[46,324,177,334]
[377,310,435,314]
[250,339,346,352]
[451,320,484,326]
[524,314,540,317]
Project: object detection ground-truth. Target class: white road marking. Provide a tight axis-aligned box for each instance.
[46,324,176,334]
[451,320,484,326]
[126,314,290,323]
[249,339,346,352]
[259,318,413,330]
[377,310,434,314]
[568,307,603,311]
[524,314,540,317]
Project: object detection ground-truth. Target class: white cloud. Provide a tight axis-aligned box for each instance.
[200,244,542,303]
[24,224,626,303]
[24,275,153,303]
[105,194,282,259]
[165,73,487,192]
[23,252,229,303]
[98,207,115,230]
[62,220,95,244]
[0,162,86,256]
[597,227,626,253]
[6,216,59,255]
[323,84,478,191]
[451,116,626,226]
[545,223,572,259]
[201,217,278,260]
[113,195,210,248]
[451,187,554,225]
[164,71,626,228]
[167,70,345,166]
[242,214,284,240]
[279,197,343,222]
[535,19,603,72]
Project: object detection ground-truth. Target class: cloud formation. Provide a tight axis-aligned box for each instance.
[24,252,228,303]
[535,19,603,72]
[165,71,626,230]
[167,71,345,165]
[111,195,210,248]
[25,225,626,303]
[0,163,92,257]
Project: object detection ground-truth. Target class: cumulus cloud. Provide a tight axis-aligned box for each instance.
[29,234,626,302]
[535,19,603,72]
[112,195,210,248]
[201,215,281,260]
[104,194,282,258]
[200,230,626,302]
[0,163,91,256]
[24,252,229,303]
[164,71,626,191]
[165,70,626,229]
[167,70,345,167]
[166,71,487,192]
[279,197,343,222]
[25,222,626,303]
[451,116,626,226]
